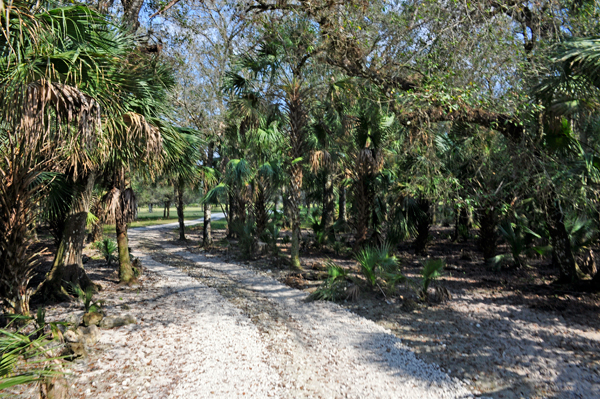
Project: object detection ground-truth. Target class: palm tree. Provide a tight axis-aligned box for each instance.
[223,19,323,267]
[0,1,115,313]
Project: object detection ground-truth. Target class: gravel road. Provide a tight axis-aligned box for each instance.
[117,224,474,399]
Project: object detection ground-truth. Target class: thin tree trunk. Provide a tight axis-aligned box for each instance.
[354,177,370,247]
[203,142,214,246]
[289,164,302,268]
[287,89,306,269]
[114,168,135,284]
[43,172,96,299]
[177,176,185,241]
[148,203,153,213]
[227,192,235,238]
[321,170,335,232]
[282,186,291,228]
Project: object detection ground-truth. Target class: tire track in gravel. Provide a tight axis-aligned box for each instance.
[130,228,474,399]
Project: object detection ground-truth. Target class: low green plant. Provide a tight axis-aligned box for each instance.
[566,215,596,255]
[493,216,540,269]
[332,240,344,256]
[355,243,398,287]
[309,261,349,302]
[93,238,117,266]
[421,258,445,292]
[65,282,100,313]
[282,235,291,245]
[0,313,64,392]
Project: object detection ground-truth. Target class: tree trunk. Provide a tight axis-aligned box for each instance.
[338,184,347,223]
[114,168,135,284]
[414,197,431,255]
[282,186,292,228]
[203,142,214,247]
[177,176,185,241]
[477,204,497,261]
[453,205,470,242]
[227,192,235,238]
[547,200,579,284]
[43,172,96,299]
[116,213,134,283]
[321,170,335,232]
[121,0,144,32]
[354,176,370,247]
[148,203,153,213]
[286,89,307,269]
[254,185,269,239]
[289,163,302,268]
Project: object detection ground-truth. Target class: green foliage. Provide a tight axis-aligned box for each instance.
[420,258,445,292]
[493,216,541,268]
[354,243,404,294]
[309,261,349,302]
[94,238,117,266]
[355,243,398,287]
[65,282,100,314]
[565,214,597,255]
[332,240,344,256]
[0,313,64,391]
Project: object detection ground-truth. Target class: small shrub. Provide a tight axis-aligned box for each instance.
[0,314,64,391]
[93,238,117,266]
[309,261,349,302]
[65,282,100,313]
[355,243,398,287]
[418,258,446,301]
[282,235,291,245]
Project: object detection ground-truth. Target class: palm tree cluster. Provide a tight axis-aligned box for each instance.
[204,2,600,291]
[2,0,600,317]
[0,0,194,315]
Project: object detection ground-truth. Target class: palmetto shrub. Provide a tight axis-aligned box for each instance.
[93,238,118,266]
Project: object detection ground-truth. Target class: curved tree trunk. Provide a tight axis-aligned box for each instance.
[42,172,96,299]
[177,176,185,241]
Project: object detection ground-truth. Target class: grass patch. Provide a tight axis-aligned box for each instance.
[100,206,205,236]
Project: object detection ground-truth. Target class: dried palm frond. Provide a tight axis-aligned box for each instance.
[309,150,331,172]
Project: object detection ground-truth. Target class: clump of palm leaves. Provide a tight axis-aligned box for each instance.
[355,243,405,295]
[65,282,100,314]
[93,238,117,266]
[418,258,450,302]
[308,261,349,301]
[492,214,541,269]
[0,310,65,392]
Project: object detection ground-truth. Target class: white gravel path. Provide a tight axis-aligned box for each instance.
[116,224,474,399]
